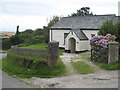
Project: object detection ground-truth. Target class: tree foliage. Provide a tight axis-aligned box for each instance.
[69,7,93,17]
[2,16,60,49]
[16,25,19,34]
[43,16,60,43]
[99,20,120,42]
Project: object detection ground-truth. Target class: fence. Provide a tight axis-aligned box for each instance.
[91,41,119,63]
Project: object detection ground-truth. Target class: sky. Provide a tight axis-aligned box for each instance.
[0,0,119,32]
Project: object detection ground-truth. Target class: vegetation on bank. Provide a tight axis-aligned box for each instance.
[20,43,48,49]
[2,50,66,78]
[71,61,94,74]
[0,59,2,69]
[94,60,120,70]
[2,16,60,50]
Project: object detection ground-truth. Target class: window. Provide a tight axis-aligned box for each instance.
[64,33,68,45]
[71,32,73,35]
[91,34,95,37]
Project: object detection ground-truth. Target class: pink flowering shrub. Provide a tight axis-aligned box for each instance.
[90,34,116,47]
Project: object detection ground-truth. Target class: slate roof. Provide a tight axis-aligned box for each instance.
[112,16,120,24]
[50,14,118,30]
[71,29,88,40]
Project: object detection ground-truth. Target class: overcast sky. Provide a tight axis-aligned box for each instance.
[0,0,119,32]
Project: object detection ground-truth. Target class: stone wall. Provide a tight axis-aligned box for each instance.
[11,41,59,66]
[11,45,48,57]
[108,41,119,63]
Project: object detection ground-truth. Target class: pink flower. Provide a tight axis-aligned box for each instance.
[90,34,117,47]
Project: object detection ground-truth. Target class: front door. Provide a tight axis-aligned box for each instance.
[69,38,76,53]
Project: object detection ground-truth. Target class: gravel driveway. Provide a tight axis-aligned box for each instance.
[21,53,119,88]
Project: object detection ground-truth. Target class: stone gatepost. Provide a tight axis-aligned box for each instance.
[48,41,59,66]
[108,41,119,63]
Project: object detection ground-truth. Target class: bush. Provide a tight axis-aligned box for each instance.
[2,38,12,50]
[90,34,116,47]
[99,20,120,43]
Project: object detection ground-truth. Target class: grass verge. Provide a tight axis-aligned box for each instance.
[71,51,91,60]
[2,57,66,78]
[94,60,120,70]
[0,59,2,69]
[71,61,94,74]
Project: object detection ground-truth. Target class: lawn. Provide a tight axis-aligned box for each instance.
[71,61,94,74]
[20,43,48,49]
[20,43,64,55]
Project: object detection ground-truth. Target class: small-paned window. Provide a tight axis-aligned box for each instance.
[64,33,68,45]
[71,32,73,35]
[91,34,95,37]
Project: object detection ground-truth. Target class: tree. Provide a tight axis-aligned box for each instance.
[114,23,120,42]
[99,20,119,42]
[16,25,19,34]
[43,16,60,43]
[69,7,93,17]
[99,20,115,36]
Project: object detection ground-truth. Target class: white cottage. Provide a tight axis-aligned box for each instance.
[49,14,119,53]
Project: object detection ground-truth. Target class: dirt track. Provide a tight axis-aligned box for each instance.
[21,53,119,88]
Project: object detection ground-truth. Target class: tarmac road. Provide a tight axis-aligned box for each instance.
[0,51,30,89]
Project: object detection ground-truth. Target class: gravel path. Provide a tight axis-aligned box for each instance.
[21,53,119,88]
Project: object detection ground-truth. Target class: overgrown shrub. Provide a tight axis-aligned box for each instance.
[90,34,117,63]
[90,34,116,47]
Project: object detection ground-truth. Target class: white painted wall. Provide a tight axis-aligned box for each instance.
[49,30,70,48]
[79,40,89,51]
[82,30,99,50]
[50,29,99,51]
[82,30,99,39]
[65,31,80,51]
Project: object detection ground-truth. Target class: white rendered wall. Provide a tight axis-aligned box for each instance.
[50,29,99,51]
[82,30,99,40]
[50,30,70,48]
[65,31,80,51]
[82,30,99,50]
[79,40,89,51]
